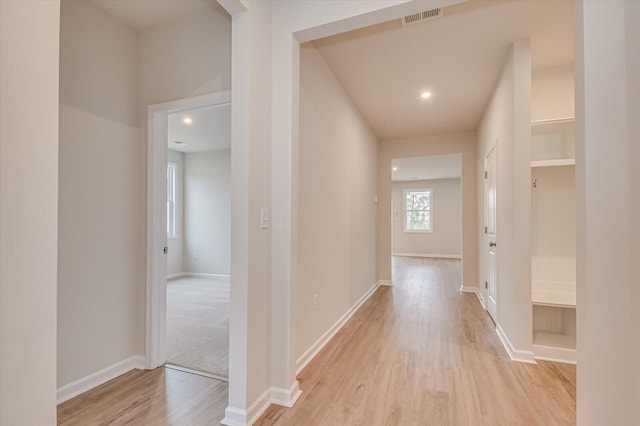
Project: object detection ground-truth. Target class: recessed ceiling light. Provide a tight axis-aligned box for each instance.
[421,91,432,99]
[392,166,398,171]
[182,117,193,125]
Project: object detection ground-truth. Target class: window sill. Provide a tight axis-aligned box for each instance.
[404,230,434,234]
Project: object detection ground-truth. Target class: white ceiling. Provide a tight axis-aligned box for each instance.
[90,0,227,30]
[313,0,574,141]
[392,154,461,182]
[168,103,230,153]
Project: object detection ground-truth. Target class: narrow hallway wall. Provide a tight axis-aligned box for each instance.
[297,43,378,362]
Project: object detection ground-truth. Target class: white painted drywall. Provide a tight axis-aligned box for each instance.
[476,41,532,354]
[184,149,231,276]
[575,1,640,423]
[532,64,575,122]
[0,1,60,424]
[296,43,378,359]
[167,149,185,275]
[531,166,576,284]
[138,9,230,109]
[392,179,462,257]
[58,0,143,388]
[378,133,477,288]
[224,0,270,412]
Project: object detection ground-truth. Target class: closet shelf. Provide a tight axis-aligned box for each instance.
[531,159,575,168]
[532,280,576,308]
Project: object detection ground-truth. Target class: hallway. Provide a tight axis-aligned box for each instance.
[257,257,575,425]
[57,257,575,425]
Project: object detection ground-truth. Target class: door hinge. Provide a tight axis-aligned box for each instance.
[484,226,488,234]
[485,281,488,289]
[163,246,168,254]
[484,171,488,179]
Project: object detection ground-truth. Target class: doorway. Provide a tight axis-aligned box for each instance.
[164,103,231,379]
[390,154,463,286]
[484,145,498,321]
[145,91,231,376]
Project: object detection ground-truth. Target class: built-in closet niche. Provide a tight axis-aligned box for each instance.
[531,118,576,364]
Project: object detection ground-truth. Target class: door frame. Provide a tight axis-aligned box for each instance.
[483,144,498,320]
[145,90,231,369]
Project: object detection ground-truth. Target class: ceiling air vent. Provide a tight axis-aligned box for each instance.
[401,8,443,27]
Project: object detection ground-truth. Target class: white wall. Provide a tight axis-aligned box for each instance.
[575,1,640,423]
[184,149,231,275]
[392,178,461,257]
[138,7,230,110]
[532,64,574,122]
[296,43,378,359]
[476,40,532,355]
[378,133,477,287]
[0,1,60,424]
[167,149,185,276]
[531,167,575,284]
[58,0,142,387]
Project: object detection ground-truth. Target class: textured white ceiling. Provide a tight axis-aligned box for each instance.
[90,0,227,30]
[168,103,230,153]
[313,0,574,140]
[392,154,462,182]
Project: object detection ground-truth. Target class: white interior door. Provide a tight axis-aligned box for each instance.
[485,145,498,321]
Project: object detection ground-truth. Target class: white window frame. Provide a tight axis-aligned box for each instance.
[404,188,433,233]
[167,162,177,239]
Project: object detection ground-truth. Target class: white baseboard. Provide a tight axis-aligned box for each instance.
[378,280,393,287]
[167,272,230,280]
[476,291,487,310]
[167,272,186,279]
[296,281,380,375]
[187,272,230,278]
[57,355,145,404]
[533,344,577,364]
[270,381,302,407]
[392,252,462,259]
[460,285,487,310]
[495,324,537,364]
[221,406,249,426]
[221,382,302,426]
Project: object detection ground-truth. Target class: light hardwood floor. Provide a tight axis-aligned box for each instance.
[256,257,576,425]
[57,257,575,425]
[57,367,228,425]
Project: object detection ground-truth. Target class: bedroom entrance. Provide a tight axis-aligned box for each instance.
[146,91,231,382]
[164,102,231,379]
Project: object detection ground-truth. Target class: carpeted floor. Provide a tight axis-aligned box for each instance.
[166,276,229,378]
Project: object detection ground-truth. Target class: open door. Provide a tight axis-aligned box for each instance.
[485,145,498,321]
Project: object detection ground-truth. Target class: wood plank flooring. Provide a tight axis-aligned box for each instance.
[57,257,575,425]
[57,367,228,425]
[256,257,576,425]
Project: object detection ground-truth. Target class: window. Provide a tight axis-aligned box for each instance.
[167,162,176,238]
[404,189,432,232]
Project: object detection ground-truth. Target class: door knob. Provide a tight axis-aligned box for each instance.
[489,242,496,247]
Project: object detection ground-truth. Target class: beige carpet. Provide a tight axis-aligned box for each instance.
[166,276,229,378]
